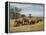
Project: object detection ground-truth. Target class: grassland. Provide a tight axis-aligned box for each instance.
[9,19,44,33]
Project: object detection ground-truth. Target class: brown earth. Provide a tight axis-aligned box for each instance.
[9,19,44,33]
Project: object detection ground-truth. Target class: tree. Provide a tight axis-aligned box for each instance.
[14,7,21,13]
[28,14,31,18]
[14,7,21,19]
[9,7,22,19]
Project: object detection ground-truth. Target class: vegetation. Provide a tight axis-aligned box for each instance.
[28,14,32,18]
[9,7,32,19]
[10,7,21,19]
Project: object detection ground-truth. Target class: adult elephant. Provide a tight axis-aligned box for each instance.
[14,18,23,27]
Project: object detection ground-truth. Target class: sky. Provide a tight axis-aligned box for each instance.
[9,3,44,17]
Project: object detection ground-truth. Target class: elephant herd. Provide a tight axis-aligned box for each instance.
[14,17,43,27]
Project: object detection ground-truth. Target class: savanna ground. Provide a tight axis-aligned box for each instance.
[9,19,44,33]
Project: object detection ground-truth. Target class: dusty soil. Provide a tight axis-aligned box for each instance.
[9,19,44,33]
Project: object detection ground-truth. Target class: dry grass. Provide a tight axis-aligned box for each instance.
[9,19,44,32]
